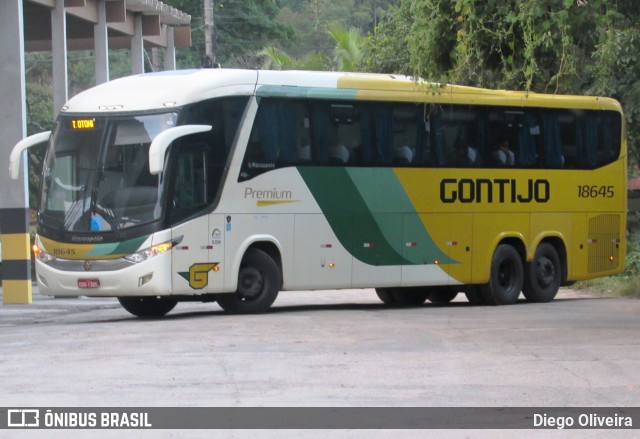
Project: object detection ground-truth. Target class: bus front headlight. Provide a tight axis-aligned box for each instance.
[124,239,178,263]
[32,238,56,263]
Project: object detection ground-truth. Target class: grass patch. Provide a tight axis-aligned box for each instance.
[576,277,640,298]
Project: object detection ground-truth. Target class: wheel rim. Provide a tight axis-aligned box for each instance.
[536,256,556,289]
[498,259,517,290]
[237,266,263,300]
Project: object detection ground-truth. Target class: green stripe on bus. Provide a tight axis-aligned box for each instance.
[256,85,358,100]
[85,235,148,257]
[298,167,455,266]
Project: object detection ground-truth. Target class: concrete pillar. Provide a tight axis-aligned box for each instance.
[132,13,144,74]
[95,0,109,84]
[165,26,176,71]
[51,0,68,118]
[0,0,32,304]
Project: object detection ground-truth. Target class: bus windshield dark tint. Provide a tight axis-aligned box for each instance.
[41,112,178,233]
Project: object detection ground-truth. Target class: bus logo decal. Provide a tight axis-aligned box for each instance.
[440,178,550,204]
[178,263,219,289]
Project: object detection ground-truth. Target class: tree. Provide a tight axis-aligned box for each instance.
[257,24,364,72]
[327,24,364,71]
[206,0,294,67]
[362,0,413,74]
[257,46,330,70]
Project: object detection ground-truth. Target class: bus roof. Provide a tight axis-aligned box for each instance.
[60,68,622,114]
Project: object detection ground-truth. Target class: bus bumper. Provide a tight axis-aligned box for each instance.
[34,252,172,297]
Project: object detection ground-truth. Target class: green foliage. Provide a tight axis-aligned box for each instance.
[406,0,585,91]
[624,212,640,280]
[363,1,413,74]
[257,46,331,70]
[25,82,51,210]
[588,7,640,166]
[275,0,395,60]
[257,46,295,69]
[257,24,365,71]
[327,25,365,71]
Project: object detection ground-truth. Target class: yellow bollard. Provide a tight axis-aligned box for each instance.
[1,233,32,304]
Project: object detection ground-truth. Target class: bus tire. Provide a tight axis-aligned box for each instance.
[428,287,458,303]
[375,287,429,306]
[118,296,177,318]
[523,242,561,303]
[464,286,486,305]
[480,244,523,305]
[393,288,430,306]
[375,288,399,306]
[217,248,281,314]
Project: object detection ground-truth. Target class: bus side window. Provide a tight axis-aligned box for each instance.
[391,105,418,166]
[332,103,364,165]
[542,112,566,168]
[373,106,394,165]
[523,113,540,167]
[429,105,477,166]
[240,99,310,180]
[595,112,620,167]
[171,145,208,223]
[311,101,366,166]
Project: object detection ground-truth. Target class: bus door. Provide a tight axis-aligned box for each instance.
[170,145,220,294]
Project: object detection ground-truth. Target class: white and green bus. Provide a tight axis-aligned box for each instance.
[11,69,627,317]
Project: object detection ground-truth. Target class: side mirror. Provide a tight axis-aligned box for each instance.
[148,125,212,175]
[10,131,52,180]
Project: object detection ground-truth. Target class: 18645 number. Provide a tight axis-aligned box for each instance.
[577,185,614,198]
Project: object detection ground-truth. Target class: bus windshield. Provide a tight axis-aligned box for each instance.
[41,112,178,233]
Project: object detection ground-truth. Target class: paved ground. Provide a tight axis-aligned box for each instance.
[1,287,638,438]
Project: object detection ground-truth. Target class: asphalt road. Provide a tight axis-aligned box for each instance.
[1,287,638,438]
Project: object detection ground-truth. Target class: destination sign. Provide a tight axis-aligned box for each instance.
[70,119,96,130]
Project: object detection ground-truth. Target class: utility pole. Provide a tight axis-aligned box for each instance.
[203,0,217,66]
[372,0,378,29]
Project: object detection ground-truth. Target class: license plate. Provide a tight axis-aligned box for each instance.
[77,278,100,289]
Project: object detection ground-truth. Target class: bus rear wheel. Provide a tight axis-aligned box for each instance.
[118,296,178,318]
[480,244,523,305]
[523,242,561,303]
[217,248,281,314]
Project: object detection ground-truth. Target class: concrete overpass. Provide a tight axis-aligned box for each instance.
[0,0,192,304]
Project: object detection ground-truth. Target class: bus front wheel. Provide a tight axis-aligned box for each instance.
[480,244,523,305]
[118,296,178,318]
[217,248,281,314]
[375,287,430,306]
[375,288,399,306]
[427,287,458,303]
[523,242,561,303]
